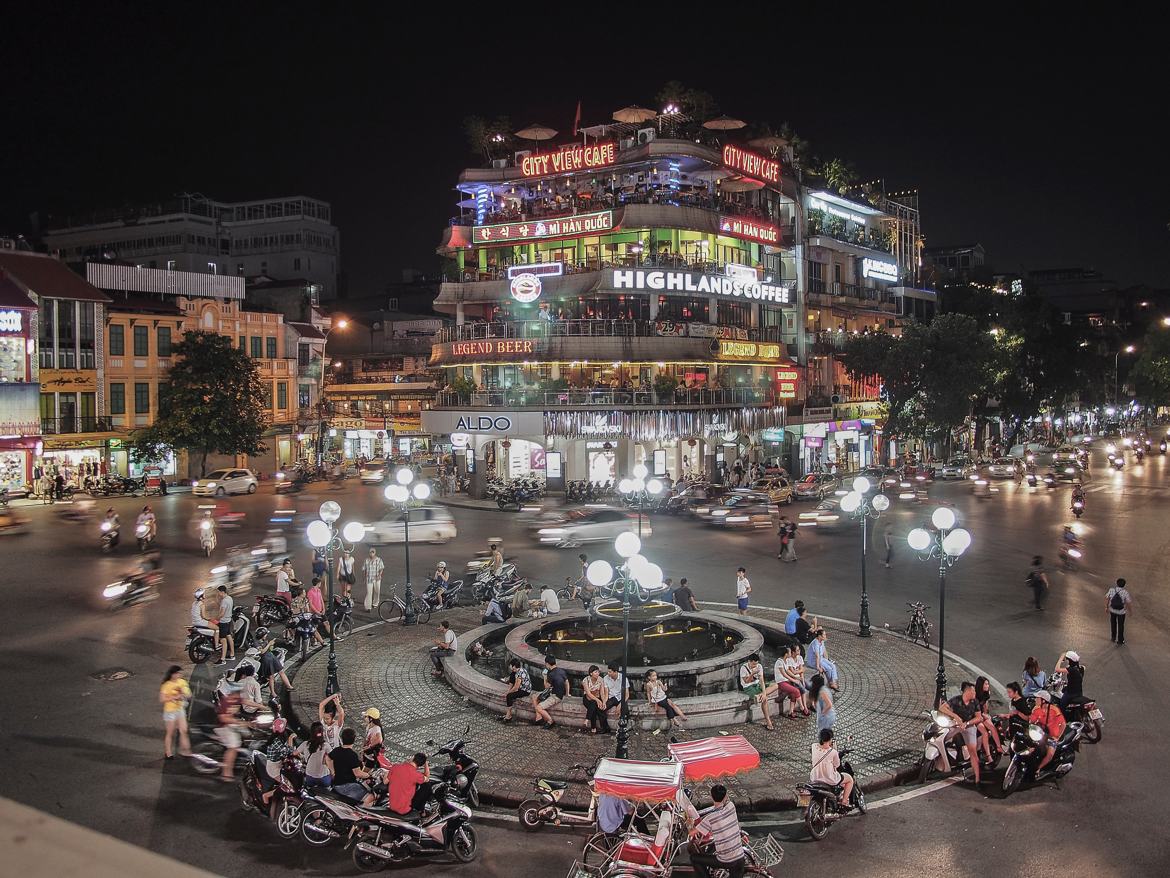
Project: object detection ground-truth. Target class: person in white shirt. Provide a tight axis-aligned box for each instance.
[190,589,206,629]
[215,585,235,662]
[810,728,853,807]
[430,621,458,675]
[538,586,561,616]
[363,548,385,612]
[275,559,295,606]
[1106,577,1132,645]
[336,549,356,598]
[735,567,751,615]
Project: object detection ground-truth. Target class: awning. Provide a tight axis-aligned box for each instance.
[592,758,683,803]
[667,736,760,781]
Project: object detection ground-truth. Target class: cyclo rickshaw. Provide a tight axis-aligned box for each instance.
[142,465,168,496]
[568,736,783,878]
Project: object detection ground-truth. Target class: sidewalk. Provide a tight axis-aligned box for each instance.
[288,606,971,811]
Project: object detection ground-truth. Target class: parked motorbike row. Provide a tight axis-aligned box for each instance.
[565,480,617,503]
[486,475,546,510]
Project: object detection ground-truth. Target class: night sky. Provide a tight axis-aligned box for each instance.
[5,8,1166,294]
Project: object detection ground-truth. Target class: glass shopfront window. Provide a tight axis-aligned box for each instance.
[79,302,95,368]
[56,300,76,368]
[656,296,709,323]
[717,301,752,328]
[39,300,55,368]
[0,337,28,382]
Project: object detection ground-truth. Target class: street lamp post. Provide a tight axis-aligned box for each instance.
[839,476,890,637]
[618,463,664,538]
[384,467,431,625]
[316,318,348,467]
[907,507,972,707]
[584,531,664,760]
[306,500,366,696]
[1114,344,1136,405]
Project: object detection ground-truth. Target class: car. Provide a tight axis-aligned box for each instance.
[698,493,777,529]
[1053,461,1089,482]
[797,497,849,531]
[793,473,841,501]
[191,468,258,496]
[985,457,1021,479]
[533,507,646,547]
[360,461,388,484]
[938,457,976,480]
[365,505,456,544]
[746,477,794,505]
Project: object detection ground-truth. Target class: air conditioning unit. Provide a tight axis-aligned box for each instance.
[831,394,842,405]
[513,150,531,164]
[491,158,507,169]
[637,127,656,145]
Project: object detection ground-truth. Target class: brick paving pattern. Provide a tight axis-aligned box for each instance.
[289,607,973,810]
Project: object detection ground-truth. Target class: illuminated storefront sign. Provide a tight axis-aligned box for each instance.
[721,145,780,184]
[717,340,781,361]
[808,198,867,225]
[0,310,24,333]
[331,418,365,430]
[509,274,542,303]
[613,269,790,304]
[423,409,546,436]
[862,257,898,282]
[448,339,539,357]
[472,210,615,245]
[774,368,801,400]
[520,142,616,177]
[720,215,780,245]
[506,262,564,280]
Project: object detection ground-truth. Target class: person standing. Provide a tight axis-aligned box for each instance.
[689,784,746,878]
[363,547,385,612]
[777,517,790,561]
[1106,578,1132,644]
[808,673,836,735]
[673,577,698,611]
[883,526,894,568]
[336,548,356,599]
[1028,556,1048,610]
[159,665,192,759]
[215,585,235,663]
[735,567,751,615]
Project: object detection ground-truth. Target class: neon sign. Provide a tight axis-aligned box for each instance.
[717,340,781,361]
[509,274,542,303]
[449,340,537,357]
[774,368,800,400]
[0,310,23,333]
[720,215,780,246]
[520,142,616,177]
[722,145,780,184]
[862,257,898,282]
[613,269,790,304]
[471,210,615,245]
[506,262,564,280]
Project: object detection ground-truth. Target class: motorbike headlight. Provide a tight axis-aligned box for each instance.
[103,582,129,598]
[931,710,952,728]
[201,521,211,530]
[1068,548,1082,558]
[455,773,469,789]
[101,522,112,532]
[1028,725,1045,743]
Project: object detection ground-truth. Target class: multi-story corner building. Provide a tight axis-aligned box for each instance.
[92,263,306,476]
[422,127,798,493]
[44,193,340,298]
[0,251,114,487]
[0,270,41,495]
[324,313,441,459]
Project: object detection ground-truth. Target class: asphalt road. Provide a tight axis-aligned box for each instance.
[0,444,1167,876]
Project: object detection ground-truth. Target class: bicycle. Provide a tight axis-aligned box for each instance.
[904,601,932,646]
[377,586,432,625]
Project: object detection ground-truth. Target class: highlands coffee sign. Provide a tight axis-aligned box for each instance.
[520,142,617,177]
[613,269,791,304]
[472,210,615,245]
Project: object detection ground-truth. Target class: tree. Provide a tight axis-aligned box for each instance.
[130,331,268,476]
[1131,323,1170,406]
[462,115,513,162]
[815,158,859,194]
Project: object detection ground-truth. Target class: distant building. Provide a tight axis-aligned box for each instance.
[925,243,987,283]
[43,193,340,298]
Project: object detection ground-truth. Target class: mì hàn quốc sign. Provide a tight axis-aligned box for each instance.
[520,142,617,177]
[471,210,615,245]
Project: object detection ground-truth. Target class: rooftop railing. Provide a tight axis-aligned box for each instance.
[437,387,774,409]
[449,253,793,284]
[435,319,785,344]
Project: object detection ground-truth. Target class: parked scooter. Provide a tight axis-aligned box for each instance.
[349,782,478,870]
[915,709,1002,784]
[518,763,597,831]
[240,751,307,838]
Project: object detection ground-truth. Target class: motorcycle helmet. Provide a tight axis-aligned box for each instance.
[1033,689,1052,703]
[437,561,447,570]
[1064,650,1080,663]
[254,627,269,642]
[272,717,288,733]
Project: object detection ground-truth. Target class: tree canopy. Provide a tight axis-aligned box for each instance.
[1131,323,1170,406]
[130,331,268,475]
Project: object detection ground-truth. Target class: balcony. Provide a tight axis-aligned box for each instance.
[436,319,786,344]
[436,387,774,410]
[41,416,116,435]
[449,250,791,285]
[806,280,895,311]
[806,220,892,254]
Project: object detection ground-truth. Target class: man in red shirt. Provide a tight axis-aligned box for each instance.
[1027,690,1066,774]
[387,752,431,815]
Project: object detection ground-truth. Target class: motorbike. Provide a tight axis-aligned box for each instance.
[291,611,321,659]
[1025,471,1038,488]
[916,710,1003,784]
[274,471,306,494]
[1048,671,1104,743]
[426,730,481,808]
[1071,499,1084,519]
[187,606,252,664]
[136,522,154,552]
[518,763,596,831]
[240,751,308,838]
[254,593,292,628]
[1059,541,1083,571]
[100,520,119,552]
[349,782,477,870]
[1160,440,1168,454]
[1001,721,1085,796]
[797,746,866,840]
[200,519,217,556]
[422,577,464,610]
[189,711,277,776]
[102,570,162,609]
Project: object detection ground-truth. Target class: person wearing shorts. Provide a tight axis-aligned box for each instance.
[735,567,751,615]
[503,659,532,722]
[159,665,192,759]
[532,655,569,728]
[215,585,235,663]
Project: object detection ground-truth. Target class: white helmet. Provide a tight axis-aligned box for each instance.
[1034,689,1052,703]
[194,588,204,599]
[1064,650,1080,663]
[437,561,447,570]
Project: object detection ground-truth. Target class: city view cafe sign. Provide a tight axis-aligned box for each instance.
[613,269,791,304]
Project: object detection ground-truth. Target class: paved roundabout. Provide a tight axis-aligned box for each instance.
[289,604,993,813]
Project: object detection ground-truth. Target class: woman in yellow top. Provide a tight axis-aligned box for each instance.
[160,665,192,759]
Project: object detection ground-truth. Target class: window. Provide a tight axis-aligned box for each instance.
[266,337,277,358]
[297,344,310,369]
[79,302,95,368]
[109,324,125,356]
[261,384,273,409]
[239,335,246,350]
[39,300,54,368]
[158,382,170,413]
[56,300,76,368]
[299,384,312,408]
[157,326,172,358]
[80,392,96,424]
[134,382,150,413]
[166,259,176,271]
[293,258,301,271]
[277,381,288,409]
[109,383,125,415]
[208,262,218,274]
[250,336,262,358]
[133,325,149,357]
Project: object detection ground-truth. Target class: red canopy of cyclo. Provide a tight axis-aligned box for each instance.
[667,735,760,781]
[592,758,684,803]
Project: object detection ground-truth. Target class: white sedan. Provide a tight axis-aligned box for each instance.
[533,507,647,547]
[360,462,387,484]
[365,506,456,544]
[192,468,258,496]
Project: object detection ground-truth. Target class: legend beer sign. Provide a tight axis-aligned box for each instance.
[520,142,617,177]
[720,215,780,245]
[721,144,780,184]
[773,367,801,400]
[472,210,615,245]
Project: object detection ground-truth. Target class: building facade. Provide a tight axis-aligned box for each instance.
[44,193,340,298]
[423,131,797,492]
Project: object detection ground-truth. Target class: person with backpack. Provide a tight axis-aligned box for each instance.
[1106,578,1132,644]
[1027,556,1048,610]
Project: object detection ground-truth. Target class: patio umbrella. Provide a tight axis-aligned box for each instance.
[703,115,747,131]
[515,123,558,142]
[748,135,789,155]
[719,177,765,192]
[687,167,728,183]
[612,105,658,124]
